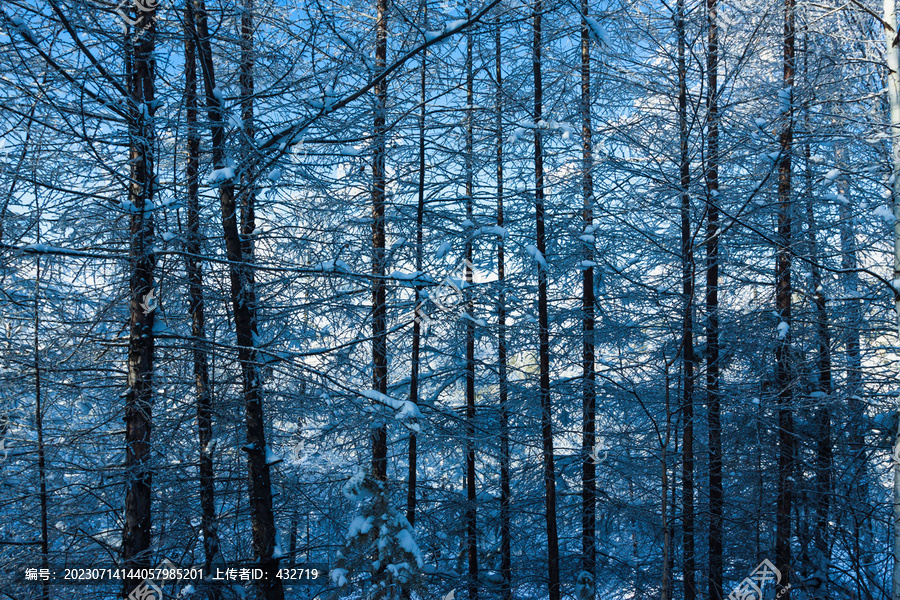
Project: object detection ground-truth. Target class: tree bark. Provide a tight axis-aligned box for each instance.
[122,5,157,596]
[495,21,512,600]
[407,0,427,530]
[775,0,795,595]
[183,5,220,589]
[533,4,561,599]
[579,1,597,597]
[676,0,696,597]
[706,0,723,596]
[371,0,389,484]
[189,2,283,596]
[464,12,479,600]
[34,250,49,600]
[885,0,900,597]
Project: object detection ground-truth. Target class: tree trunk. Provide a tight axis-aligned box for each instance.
[189,2,283,596]
[803,49,832,595]
[122,5,157,596]
[496,21,512,600]
[836,132,868,598]
[407,0,427,530]
[775,0,795,595]
[183,5,220,588]
[805,153,832,596]
[660,362,672,600]
[885,0,900,597]
[371,0,389,484]
[533,4,561,599]
[34,250,49,600]
[676,0,696,596]
[706,0,723,595]
[464,12,479,600]
[580,2,597,597]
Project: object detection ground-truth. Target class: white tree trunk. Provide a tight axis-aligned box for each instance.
[885,0,900,597]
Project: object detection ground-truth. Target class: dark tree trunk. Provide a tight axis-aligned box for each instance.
[407,0,427,529]
[579,0,597,596]
[464,12,479,600]
[183,6,220,589]
[706,0,723,596]
[533,4,561,599]
[371,0,389,484]
[122,5,157,596]
[34,253,49,600]
[676,0,695,597]
[775,0,795,595]
[495,21,512,600]
[189,2,283,597]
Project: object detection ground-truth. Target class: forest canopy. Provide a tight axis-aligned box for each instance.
[1,0,899,598]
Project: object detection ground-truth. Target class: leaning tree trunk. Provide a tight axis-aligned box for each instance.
[371,0,389,484]
[183,4,220,589]
[579,1,597,597]
[775,0,795,595]
[495,20,512,600]
[190,1,283,597]
[533,3,561,599]
[706,0,723,596]
[122,5,157,597]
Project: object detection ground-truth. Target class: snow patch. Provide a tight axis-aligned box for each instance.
[776,321,789,339]
[525,244,548,270]
[874,205,896,224]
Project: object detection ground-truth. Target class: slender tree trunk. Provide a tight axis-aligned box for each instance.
[775,0,795,594]
[803,48,832,595]
[235,11,283,597]
[660,362,672,600]
[580,2,597,598]
[289,513,298,566]
[464,12,479,600]
[837,132,868,598]
[240,0,256,261]
[806,154,832,596]
[533,3,561,598]
[371,0,389,484]
[495,21,512,600]
[122,5,157,596]
[884,0,900,596]
[183,6,220,589]
[676,0,696,597]
[706,0,723,595]
[189,3,283,597]
[407,0,427,529]
[34,250,49,600]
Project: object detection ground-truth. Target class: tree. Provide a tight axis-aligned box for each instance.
[579,0,598,597]
[121,2,158,595]
[183,2,220,590]
[774,0,796,595]
[532,2,561,598]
